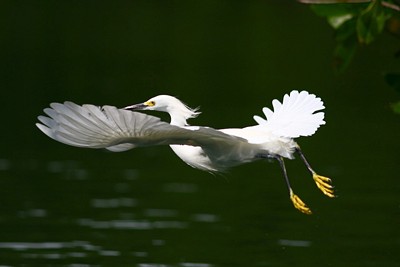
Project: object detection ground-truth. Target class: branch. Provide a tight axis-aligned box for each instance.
[382,1,400,11]
[298,0,400,11]
[298,0,370,3]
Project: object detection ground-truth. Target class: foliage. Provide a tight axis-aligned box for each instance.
[384,72,400,112]
[305,0,398,72]
[300,0,400,114]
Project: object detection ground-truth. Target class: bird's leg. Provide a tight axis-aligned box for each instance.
[295,146,335,198]
[276,156,312,215]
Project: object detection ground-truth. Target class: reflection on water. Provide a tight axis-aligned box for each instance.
[0,158,10,170]
[18,208,48,218]
[46,160,89,180]
[77,218,188,230]
[2,137,399,267]
[0,242,214,266]
[191,213,219,223]
[137,264,213,267]
[0,239,214,266]
[144,209,178,217]
[163,183,199,193]
[1,156,226,265]
[2,146,398,267]
[0,241,99,262]
[91,198,137,208]
[0,241,95,250]
[277,239,312,248]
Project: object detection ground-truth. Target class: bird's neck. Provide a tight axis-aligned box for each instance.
[166,101,199,127]
[169,111,188,126]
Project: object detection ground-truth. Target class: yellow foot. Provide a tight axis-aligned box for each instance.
[313,173,335,198]
[290,190,312,215]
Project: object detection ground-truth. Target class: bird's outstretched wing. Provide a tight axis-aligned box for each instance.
[36,102,246,152]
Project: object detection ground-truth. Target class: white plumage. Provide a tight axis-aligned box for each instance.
[36,90,334,214]
[253,90,325,138]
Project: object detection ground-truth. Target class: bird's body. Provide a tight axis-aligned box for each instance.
[36,90,335,214]
[169,128,296,172]
[134,93,307,172]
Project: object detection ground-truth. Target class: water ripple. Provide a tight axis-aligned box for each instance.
[91,198,137,208]
[180,263,214,267]
[18,208,48,218]
[192,213,219,223]
[277,239,312,247]
[144,209,178,218]
[137,263,213,267]
[0,241,95,250]
[163,183,198,193]
[0,158,10,170]
[77,219,187,230]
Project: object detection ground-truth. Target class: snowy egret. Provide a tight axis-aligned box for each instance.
[36,90,334,214]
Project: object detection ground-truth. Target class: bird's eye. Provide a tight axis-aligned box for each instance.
[146,101,156,107]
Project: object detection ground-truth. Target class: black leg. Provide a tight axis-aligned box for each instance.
[276,156,292,193]
[275,156,312,215]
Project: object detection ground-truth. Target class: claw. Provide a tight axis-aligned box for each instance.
[290,190,312,215]
[313,173,335,198]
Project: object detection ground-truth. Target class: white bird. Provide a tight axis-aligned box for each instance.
[36,90,334,214]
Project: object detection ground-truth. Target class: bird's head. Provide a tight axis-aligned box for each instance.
[124,95,200,126]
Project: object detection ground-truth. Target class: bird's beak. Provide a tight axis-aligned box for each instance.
[123,103,148,110]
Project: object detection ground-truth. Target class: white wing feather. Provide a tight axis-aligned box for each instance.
[36,102,247,153]
[253,90,325,138]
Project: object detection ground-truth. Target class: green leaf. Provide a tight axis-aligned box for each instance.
[335,16,358,41]
[391,101,400,114]
[384,72,400,93]
[311,3,367,29]
[333,40,357,72]
[310,3,366,18]
[333,18,358,72]
[356,0,390,44]
[385,72,400,115]
[328,14,354,29]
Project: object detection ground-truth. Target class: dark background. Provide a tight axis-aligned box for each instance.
[0,1,399,266]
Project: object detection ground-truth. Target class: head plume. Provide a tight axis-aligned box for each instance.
[142,95,201,126]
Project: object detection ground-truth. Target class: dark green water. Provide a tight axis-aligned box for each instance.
[1,1,399,266]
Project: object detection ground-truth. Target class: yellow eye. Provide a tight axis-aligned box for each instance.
[145,101,155,107]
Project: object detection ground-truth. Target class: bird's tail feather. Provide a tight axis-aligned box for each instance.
[253,90,325,138]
